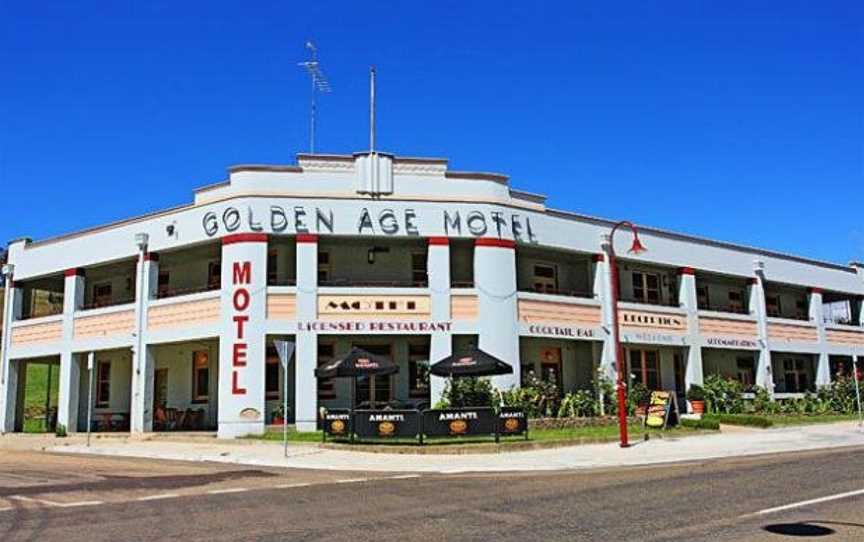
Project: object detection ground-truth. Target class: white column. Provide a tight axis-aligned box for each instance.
[294,234,318,432]
[810,288,831,386]
[57,268,85,432]
[0,282,22,433]
[474,239,519,391]
[594,252,616,381]
[427,237,451,406]
[750,270,773,394]
[678,268,704,397]
[218,234,268,438]
[131,253,158,433]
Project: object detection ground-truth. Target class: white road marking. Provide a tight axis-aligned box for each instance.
[388,474,420,480]
[137,493,180,501]
[9,496,104,508]
[0,507,14,513]
[275,483,311,489]
[336,478,368,484]
[746,488,864,517]
[207,487,249,494]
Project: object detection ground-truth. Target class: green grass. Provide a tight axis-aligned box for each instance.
[22,363,60,433]
[248,423,706,447]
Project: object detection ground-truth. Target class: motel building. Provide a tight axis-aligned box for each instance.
[1,151,863,438]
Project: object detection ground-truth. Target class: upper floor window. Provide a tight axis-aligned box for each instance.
[411,253,428,287]
[728,290,745,313]
[93,282,113,308]
[157,270,170,297]
[632,271,660,304]
[207,261,221,290]
[696,285,709,308]
[532,263,558,294]
[318,251,331,283]
[267,249,278,285]
[766,295,781,317]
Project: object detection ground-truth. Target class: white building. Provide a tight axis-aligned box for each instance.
[1,151,862,437]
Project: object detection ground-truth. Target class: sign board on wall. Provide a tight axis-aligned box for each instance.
[523,323,598,340]
[704,337,760,350]
[621,332,686,346]
[621,311,686,331]
[295,320,452,333]
[318,296,431,317]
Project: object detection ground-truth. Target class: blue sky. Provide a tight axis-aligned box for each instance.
[1,2,861,264]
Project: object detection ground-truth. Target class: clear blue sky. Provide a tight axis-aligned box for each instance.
[1,2,861,264]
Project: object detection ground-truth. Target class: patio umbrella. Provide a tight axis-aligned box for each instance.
[430,348,514,377]
[315,347,399,409]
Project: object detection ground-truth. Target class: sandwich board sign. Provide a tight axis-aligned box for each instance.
[645,391,679,429]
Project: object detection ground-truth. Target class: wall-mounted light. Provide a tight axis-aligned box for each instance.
[135,232,149,251]
[367,246,390,264]
[1,263,13,277]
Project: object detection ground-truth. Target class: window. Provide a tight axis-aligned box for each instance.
[540,347,563,394]
[92,282,113,308]
[520,364,536,386]
[736,357,755,388]
[795,298,809,320]
[728,290,744,313]
[408,343,430,397]
[411,252,428,286]
[317,343,336,401]
[207,261,221,290]
[766,295,781,317]
[317,251,331,283]
[355,344,392,405]
[96,361,111,407]
[265,346,280,400]
[532,263,558,294]
[267,249,278,285]
[673,353,685,393]
[782,358,810,393]
[629,349,661,390]
[632,271,661,304]
[157,270,170,296]
[192,351,210,402]
[696,285,709,309]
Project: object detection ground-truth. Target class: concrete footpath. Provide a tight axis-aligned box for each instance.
[4,422,863,473]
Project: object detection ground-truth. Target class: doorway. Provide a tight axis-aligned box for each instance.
[353,343,393,407]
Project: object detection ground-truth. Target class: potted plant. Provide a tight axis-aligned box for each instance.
[687,385,706,415]
[271,404,287,426]
[628,382,651,417]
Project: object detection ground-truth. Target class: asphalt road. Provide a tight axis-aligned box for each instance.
[1,446,863,541]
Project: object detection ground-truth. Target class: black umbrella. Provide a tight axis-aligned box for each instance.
[430,348,514,377]
[314,347,399,378]
[315,347,399,410]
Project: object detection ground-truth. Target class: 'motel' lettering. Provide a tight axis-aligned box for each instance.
[231,261,251,395]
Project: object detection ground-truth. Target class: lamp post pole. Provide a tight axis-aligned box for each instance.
[606,220,647,449]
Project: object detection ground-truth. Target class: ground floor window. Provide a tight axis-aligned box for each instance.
[408,343,430,398]
[192,351,209,402]
[96,361,111,407]
[629,349,661,390]
[673,353,685,393]
[265,346,280,400]
[317,343,336,401]
[355,343,392,406]
[736,357,755,388]
[782,358,810,393]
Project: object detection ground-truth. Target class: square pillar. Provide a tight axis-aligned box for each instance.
[427,237,451,406]
[750,272,773,393]
[1,282,21,432]
[474,238,519,391]
[294,234,319,432]
[56,268,85,432]
[678,267,704,393]
[593,253,616,381]
[131,253,158,433]
[809,288,831,387]
[218,234,268,438]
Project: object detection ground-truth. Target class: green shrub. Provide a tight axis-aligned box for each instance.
[704,414,773,428]
[557,389,600,418]
[55,423,67,438]
[686,384,706,402]
[703,375,745,414]
[681,417,720,430]
[626,382,651,415]
[442,377,498,408]
[500,373,559,417]
[594,373,617,415]
[751,386,777,414]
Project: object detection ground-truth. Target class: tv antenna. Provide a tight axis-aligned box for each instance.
[298,41,331,153]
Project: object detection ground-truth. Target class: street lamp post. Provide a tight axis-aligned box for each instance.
[606,221,647,449]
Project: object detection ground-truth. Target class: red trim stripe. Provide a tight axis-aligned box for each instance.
[427,237,449,246]
[678,266,695,276]
[64,268,85,278]
[592,253,605,263]
[296,233,319,243]
[809,287,823,294]
[143,252,159,262]
[474,238,516,249]
[222,233,268,245]
[748,277,759,285]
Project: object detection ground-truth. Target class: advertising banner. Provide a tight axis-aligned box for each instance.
[323,409,352,439]
[498,408,528,437]
[645,391,679,429]
[353,410,421,439]
[422,408,497,438]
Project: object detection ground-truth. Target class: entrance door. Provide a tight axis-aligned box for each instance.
[354,343,392,407]
[540,347,563,395]
[153,369,168,412]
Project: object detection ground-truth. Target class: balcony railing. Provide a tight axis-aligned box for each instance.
[81,296,136,311]
[268,277,297,287]
[766,310,809,321]
[156,283,220,299]
[451,281,475,288]
[824,316,859,327]
[520,287,595,299]
[618,297,682,308]
[318,279,428,288]
[697,303,751,315]
[19,305,64,320]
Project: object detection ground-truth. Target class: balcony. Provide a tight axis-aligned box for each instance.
[516,245,595,300]
[615,261,680,309]
[18,274,65,320]
[317,237,429,290]
[695,272,752,316]
[763,282,810,321]
[155,242,221,300]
